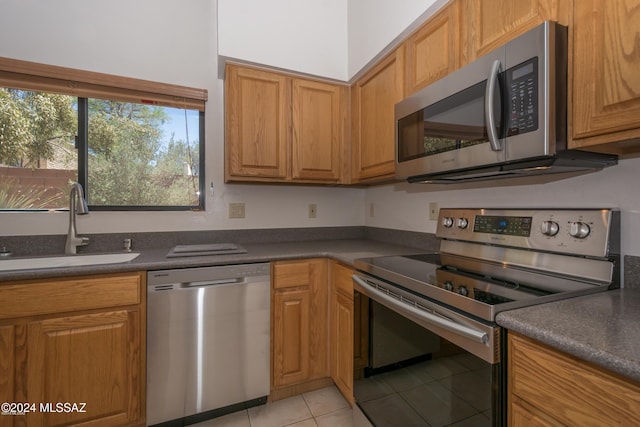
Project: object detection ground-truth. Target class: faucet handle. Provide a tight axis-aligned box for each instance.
[80,237,90,246]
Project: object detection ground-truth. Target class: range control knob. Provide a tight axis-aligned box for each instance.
[443,281,454,292]
[442,217,454,228]
[457,286,469,297]
[569,221,591,239]
[457,218,469,229]
[541,220,559,236]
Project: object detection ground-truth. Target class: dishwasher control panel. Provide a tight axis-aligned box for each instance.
[147,262,271,292]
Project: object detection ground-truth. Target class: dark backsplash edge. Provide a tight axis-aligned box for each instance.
[1,227,636,287]
[1,226,440,257]
[624,255,640,289]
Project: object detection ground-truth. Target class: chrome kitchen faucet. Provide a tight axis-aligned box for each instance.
[65,182,89,255]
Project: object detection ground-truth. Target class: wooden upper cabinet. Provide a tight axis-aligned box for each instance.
[225,63,347,184]
[225,64,289,180]
[351,47,405,183]
[292,79,346,182]
[461,0,571,64]
[570,0,640,154]
[405,0,460,95]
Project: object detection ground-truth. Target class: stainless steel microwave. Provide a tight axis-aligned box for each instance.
[395,21,617,183]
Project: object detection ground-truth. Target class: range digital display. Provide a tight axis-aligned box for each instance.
[473,215,532,237]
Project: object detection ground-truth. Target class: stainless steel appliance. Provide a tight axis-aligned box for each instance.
[147,263,271,426]
[395,21,617,183]
[368,297,440,372]
[353,208,620,427]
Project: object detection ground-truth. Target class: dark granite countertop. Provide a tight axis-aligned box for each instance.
[3,237,639,386]
[0,239,420,282]
[497,288,640,384]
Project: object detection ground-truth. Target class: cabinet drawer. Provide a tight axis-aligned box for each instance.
[509,333,640,426]
[332,262,354,296]
[0,272,142,320]
[273,260,313,290]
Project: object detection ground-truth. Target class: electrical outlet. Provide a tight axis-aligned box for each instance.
[370,203,375,217]
[308,203,317,218]
[229,202,245,219]
[429,202,439,221]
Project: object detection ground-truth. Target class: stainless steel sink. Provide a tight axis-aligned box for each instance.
[0,252,140,272]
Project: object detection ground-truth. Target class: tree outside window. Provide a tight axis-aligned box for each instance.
[0,88,203,211]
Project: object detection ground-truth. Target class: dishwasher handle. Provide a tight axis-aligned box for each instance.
[181,278,244,288]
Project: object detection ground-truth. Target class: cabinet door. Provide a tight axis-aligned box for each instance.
[272,259,329,392]
[462,0,571,63]
[25,309,143,427]
[351,47,405,183]
[225,64,289,180]
[405,1,460,95]
[292,79,346,182]
[331,291,354,404]
[0,325,14,427]
[571,0,640,152]
[330,262,355,403]
[272,289,311,388]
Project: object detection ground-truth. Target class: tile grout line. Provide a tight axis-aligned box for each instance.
[300,392,317,426]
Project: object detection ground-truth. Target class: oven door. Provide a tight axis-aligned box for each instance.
[353,272,505,427]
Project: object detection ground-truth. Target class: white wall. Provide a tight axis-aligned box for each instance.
[217,0,443,81]
[2,0,640,259]
[217,0,348,80]
[0,0,365,236]
[347,0,442,79]
[365,157,640,256]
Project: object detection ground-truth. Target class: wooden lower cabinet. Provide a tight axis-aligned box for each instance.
[270,258,372,405]
[271,259,329,399]
[271,258,361,405]
[0,325,14,427]
[508,332,640,426]
[0,272,145,427]
[330,261,355,404]
[272,289,311,388]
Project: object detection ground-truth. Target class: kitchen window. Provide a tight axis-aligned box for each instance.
[0,57,207,211]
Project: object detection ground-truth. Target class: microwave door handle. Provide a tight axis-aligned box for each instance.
[485,59,503,151]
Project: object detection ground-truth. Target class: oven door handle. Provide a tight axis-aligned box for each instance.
[353,275,489,344]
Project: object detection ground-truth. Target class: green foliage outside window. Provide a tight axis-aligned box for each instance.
[0,88,202,210]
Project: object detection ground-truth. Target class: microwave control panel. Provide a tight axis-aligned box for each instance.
[506,57,538,136]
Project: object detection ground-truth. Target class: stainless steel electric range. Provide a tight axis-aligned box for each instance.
[352,208,620,427]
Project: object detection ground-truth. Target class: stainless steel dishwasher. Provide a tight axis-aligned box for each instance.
[146,263,270,426]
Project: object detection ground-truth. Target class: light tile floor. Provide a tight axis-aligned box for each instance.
[192,386,353,427]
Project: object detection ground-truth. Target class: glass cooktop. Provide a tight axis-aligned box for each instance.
[354,252,559,321]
